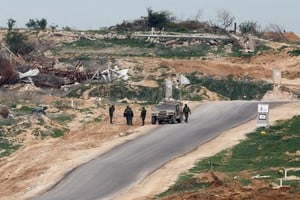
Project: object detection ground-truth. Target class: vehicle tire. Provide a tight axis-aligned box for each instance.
[151,116,157,125]
[179,114,183,123]
[177,117,182,123]
[170,116,176,124]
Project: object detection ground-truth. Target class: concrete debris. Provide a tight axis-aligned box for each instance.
[31,107,47,115]
[0,56,128,88]
[252,174,270,179]
[18,69,40,79]
[90,67,129,83]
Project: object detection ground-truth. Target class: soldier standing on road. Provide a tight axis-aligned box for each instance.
[183,104,191,123]
[124,106,134,125]
[123,106,129,125]
[140,107,147,126]
[109,105,115,124]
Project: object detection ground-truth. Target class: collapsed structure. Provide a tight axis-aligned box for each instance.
[0,56,128,89]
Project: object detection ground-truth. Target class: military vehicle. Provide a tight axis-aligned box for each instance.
[151,100,183,124]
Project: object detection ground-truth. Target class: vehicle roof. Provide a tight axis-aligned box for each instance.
[153,101,182,111]
[158,100,182,105]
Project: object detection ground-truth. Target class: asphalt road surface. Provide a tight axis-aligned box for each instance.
[36,101,270,200]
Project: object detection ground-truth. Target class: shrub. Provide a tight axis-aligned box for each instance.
[26,18,47,30]
[187,75,272,100]
[289,49,300,56]
[5,31,33,55]
[7,18,16,31]
[239,21,260,35]
[147,8,171,29]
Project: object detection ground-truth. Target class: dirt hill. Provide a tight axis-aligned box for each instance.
[0,29,300,200]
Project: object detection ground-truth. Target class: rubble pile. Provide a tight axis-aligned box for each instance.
[0,56,96,88]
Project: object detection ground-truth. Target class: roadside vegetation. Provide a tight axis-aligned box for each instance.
[0,103,74,158]
[51,31,274,61]
[187,74,273,100]
[0,138,20,158]
[289,49,300,56]
[65,75,272,103]
[157,116,300,199]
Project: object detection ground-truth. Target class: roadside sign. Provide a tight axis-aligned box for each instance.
[257,104,269,128]
[258,104,269,113]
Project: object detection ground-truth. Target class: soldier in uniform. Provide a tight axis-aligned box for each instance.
[140,107,147,126]
[109,105,115,124]
[183,104,191,123]
[124,106,134,125]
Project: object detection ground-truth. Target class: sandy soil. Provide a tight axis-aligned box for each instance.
[0,43,300,200]
[0,103,158,200]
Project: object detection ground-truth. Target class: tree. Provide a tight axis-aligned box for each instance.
[239,21,260,35]
[7,18,16,31]
[216,9,235,30]
[194,9,204,22]
[38,18,47,30]
[147,8,171,29]
[49,24,58,32]
[26,19,38,29]
[62,26,72,31]
[25,18,47,30]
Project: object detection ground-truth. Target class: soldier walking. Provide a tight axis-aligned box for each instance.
[109,105,115,124]
[124,106,134,125]
[140,107,147,126]
[183,104,191,123]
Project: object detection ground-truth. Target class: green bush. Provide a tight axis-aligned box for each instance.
[66,85,91,98]
[7,18,16,31]
[103,37,152,48]
[16,105,34,115]
[289,49,300,56]
[187,75,272,100]
[239,21,260,35]
[26,18,47,30]
[50,114,75,125]
[5,31,33,55]
[51,128,65,138]
[0,139,20,158]
[157,43,210,58]
[110,84,163,104]
[147,8,171,29]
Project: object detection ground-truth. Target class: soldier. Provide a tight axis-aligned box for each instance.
[109,105,115,124]
[124,106,134,125]
[183,104,191,123]
[140,107,147,126]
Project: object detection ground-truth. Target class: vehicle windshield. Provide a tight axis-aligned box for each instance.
[154,104,176,111]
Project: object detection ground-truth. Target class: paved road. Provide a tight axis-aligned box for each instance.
[36,101,269,200]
